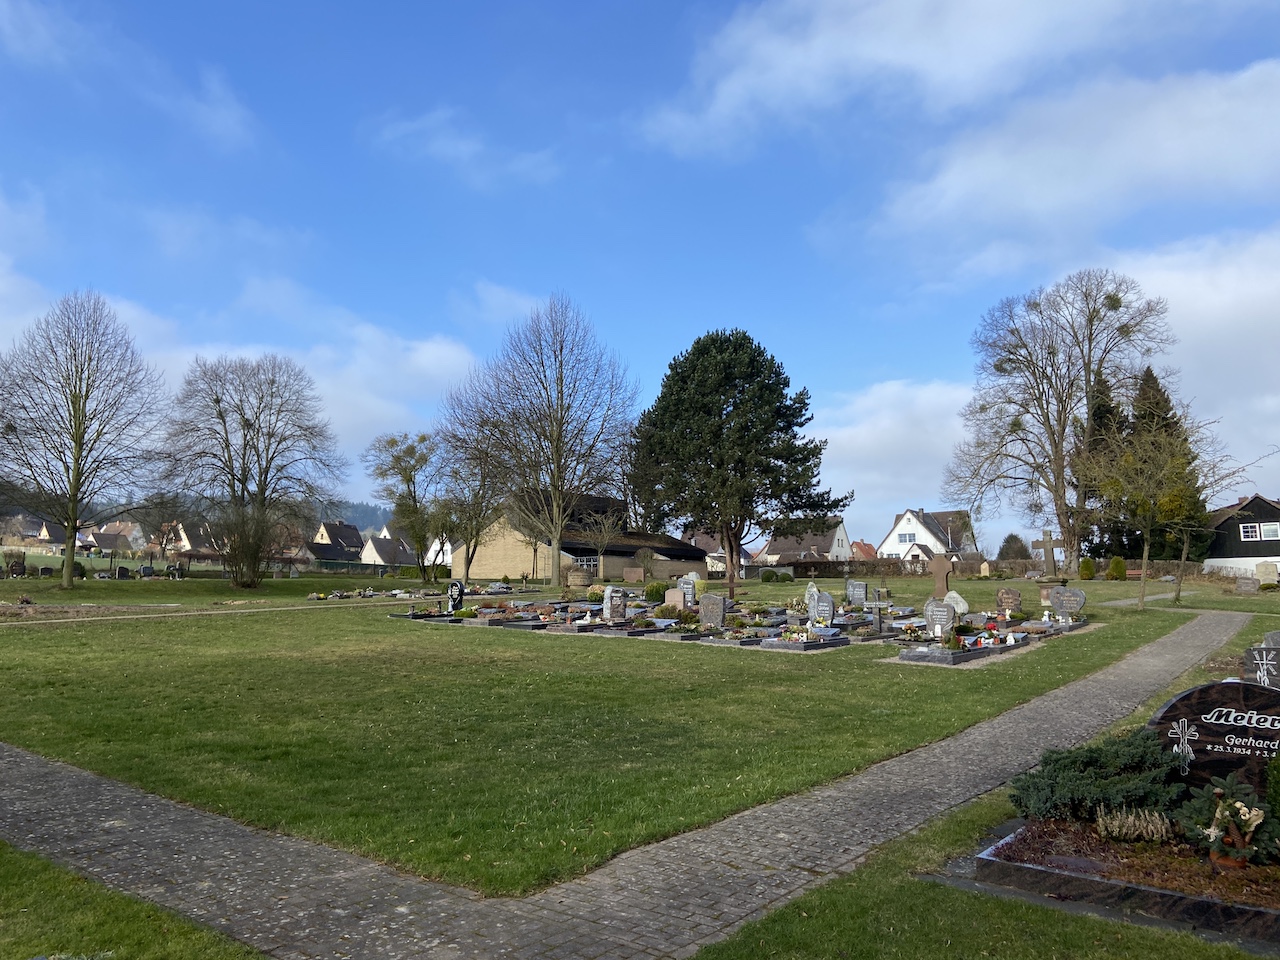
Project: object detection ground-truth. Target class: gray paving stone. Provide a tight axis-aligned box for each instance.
[0,612,1247,959]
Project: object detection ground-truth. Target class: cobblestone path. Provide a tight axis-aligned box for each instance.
[0,612,1248,960]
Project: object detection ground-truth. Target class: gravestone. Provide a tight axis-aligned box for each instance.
[1049,585,1086,618]
[996,587,1023,614]
[116,566,130,580]
[1031,529,1064,577]
[1257,562,1280,585]
[928,554,953,599]
[1148,681,1280,790]
[979,560,991,578]
[1263,631,1280,648]
[602,585,628,621]
[943,589,969,616]
[678,577,697,607]
[665,587,687,610]
[804,581,819,611]
[865,587,891,633]
[622,566,644,583]
[1237,577,1262,595]
[447,580,465,613]
[846,580,868,606]
[923,599,956,639]
[1245,647,1279,687]
[700,592,727,628]
[809,591,835,625]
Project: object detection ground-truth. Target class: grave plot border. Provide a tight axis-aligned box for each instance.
[759,637,851,653]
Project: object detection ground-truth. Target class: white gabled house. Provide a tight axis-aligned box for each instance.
[876,508,977,561]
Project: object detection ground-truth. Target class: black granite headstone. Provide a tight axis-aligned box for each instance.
[846,580,868,606]
[1148,681,1280,790]
[1245,648,1280,688]
[811,591,835,624]
[678,577,697,607]
[1049,586,1086,617]
[447,580,465,613]
[603,585,628,621]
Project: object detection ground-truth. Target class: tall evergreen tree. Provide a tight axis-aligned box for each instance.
[630,329,852,598]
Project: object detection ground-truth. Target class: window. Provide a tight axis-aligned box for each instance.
[1241,523,1261,541]
[1264,522,1280,541]
[573,556,598,571]
[897,532,916,544]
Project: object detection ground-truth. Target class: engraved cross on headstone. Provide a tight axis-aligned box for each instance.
[1030,529,1064,577]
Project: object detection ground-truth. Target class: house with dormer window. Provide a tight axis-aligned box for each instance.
[876,508,977,562]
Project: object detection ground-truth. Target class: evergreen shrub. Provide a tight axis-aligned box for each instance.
[644,581,670,603]
[1106,556,1128,581]
[1078,557,1096,581]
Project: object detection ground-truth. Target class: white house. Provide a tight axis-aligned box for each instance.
[876,508,977,561]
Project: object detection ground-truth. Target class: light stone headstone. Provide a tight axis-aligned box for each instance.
[602,585,628,621]
[923,599,956,638]
[1258,562,1280,585]
[804,581,819,611]
[699,592,727,628]
[979,560,992,578]
[943,590,970,616]
[996,587,1023,614]
[846,580,868,606]
[810,591,835,624]
[665,587,688,610]
[1237,577,1262,595]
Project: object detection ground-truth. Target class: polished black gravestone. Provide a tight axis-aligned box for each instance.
[1148,681,1280,790]
[447,579,465,613]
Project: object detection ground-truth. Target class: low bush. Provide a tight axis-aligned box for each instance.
[1009,728,1185,821]
[777,572,794,583]
[586,589,604,603]
[1106,556,1127,581]
[643,581,670,603]
[760,570,777,583]
[1078,557,1096,581]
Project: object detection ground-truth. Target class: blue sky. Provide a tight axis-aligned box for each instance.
[2,0,1278,552]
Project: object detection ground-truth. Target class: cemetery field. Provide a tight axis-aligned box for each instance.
[0,600,1187,896]
[0,840,265,960]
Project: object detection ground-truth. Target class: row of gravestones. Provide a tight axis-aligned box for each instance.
[917,587,1089,641]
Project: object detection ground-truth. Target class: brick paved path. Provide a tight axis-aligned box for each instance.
[0,612,1248,960]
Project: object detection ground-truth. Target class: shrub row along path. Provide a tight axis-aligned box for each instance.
[0,611,1248,960]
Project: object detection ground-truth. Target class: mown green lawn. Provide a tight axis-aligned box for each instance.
[1,583,1186,895]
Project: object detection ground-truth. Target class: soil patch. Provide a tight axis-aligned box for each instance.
[993,818,1280,912]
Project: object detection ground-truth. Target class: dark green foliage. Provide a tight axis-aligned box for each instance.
[1267,753,1280,800]
[760,570,777,583]
[1106,555,1127,580]
[1009,729,1185,821]
[996,533,1031,561]
[643,581,670,603]
[630,330,852,595]
[777,572,794,582]
[1078,557,1096,580]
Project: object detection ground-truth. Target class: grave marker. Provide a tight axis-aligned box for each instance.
[1148,681,1280,790]
[979,560,991,578]
[1263,630,1280,648]
[923,599,956,638]
[1031,529,1064,577]
[1257,562,1279,585]
[602,585,628,621]
[996,587,1023,614]
[678,577,697,607]
[700,592,727,628]
[1245,648,1279,688]
[846,580,868,606]
[943,589,969,616]
[447,580,465,613]
[928,554,953,599]
[1237,577,1262,595]
[1049,585,1087,618]
[665,587,687,610]
[810,591,835,625]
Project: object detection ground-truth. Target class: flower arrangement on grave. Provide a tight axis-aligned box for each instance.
[1176,773,1280,866]
[785,595,807,614]
[456,606,478,619]
[901,623,924,642]
[779,625,809,643]
[722,628,750,641]
[941,631,962,651]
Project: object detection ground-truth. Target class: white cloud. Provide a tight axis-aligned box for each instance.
[0,0,253,150]
[142,206,305,261]
[643,0,1231,156]
[374,107,560,188]
[447,279,541,329]
[1113,226,1280,502]
[885,61,1280,247]
[810,378,972,541]
[0,252,49,341]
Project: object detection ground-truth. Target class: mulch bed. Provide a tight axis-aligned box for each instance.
[993,818,1280,912]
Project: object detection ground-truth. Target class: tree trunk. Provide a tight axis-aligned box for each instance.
[1173,531,1191,605]
[550,536,562,588]
[1138,537,1151,611]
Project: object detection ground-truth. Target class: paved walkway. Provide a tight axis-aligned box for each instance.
[0,612,1249,960]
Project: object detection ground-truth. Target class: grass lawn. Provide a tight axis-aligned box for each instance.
[0,840,265,960]
[1,577,1189,895]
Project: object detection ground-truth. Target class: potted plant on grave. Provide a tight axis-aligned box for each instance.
[1176,773,1280,868]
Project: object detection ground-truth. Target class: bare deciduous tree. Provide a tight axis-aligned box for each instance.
[362,431,448,582]
[164,354,345,587]
[943,269,1174,574]
[443,294,636,587]
[0,290,166,588]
